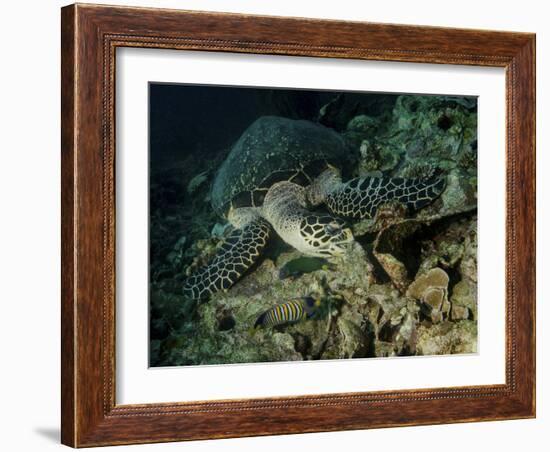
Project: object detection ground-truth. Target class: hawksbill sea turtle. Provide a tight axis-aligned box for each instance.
[183,116,445,300]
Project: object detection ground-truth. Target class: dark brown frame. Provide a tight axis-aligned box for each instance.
[61,3,536,447]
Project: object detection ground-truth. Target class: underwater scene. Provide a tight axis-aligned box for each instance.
[149,83,478,367]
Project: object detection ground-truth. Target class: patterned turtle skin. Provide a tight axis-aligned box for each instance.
[184,116,446,301]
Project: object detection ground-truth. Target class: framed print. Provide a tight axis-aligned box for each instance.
[61,3,536,447]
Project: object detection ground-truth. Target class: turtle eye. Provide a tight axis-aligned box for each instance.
[325,221,343,236]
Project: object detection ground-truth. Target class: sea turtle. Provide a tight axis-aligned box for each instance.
[183,116,445,300]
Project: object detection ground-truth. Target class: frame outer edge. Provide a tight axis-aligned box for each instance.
[531,35,536,417]
[514,35,536,416]
[61,4,77,448]
[60,3,537,446]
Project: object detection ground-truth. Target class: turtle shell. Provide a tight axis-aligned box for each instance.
[211,116,350,216]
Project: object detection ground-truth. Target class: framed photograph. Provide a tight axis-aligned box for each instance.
[61,3,535,447]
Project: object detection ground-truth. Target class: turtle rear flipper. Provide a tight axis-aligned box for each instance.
[325,176,446,219]
[183,218,271,300]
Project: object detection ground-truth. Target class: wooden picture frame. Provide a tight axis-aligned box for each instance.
[61,3,535,447]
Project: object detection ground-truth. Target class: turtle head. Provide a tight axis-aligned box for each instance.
[306,165,343,207]
[297,214,353,257]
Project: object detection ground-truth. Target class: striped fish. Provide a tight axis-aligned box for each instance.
[254,297,320,328]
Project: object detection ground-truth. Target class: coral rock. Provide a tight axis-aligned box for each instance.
[407,268,449,299]
[417,320,477,355]
[407,268,450,323]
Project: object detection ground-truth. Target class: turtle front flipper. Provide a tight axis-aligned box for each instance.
[325,175,446,219]
[183,218,271,300]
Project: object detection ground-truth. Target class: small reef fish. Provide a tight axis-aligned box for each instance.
[254,297,321,328]
[279,257,336,280]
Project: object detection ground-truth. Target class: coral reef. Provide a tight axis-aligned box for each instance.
[406,268,451,323]
[149,93,478,367]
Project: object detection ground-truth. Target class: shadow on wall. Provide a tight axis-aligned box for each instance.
[33,427,59,443]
